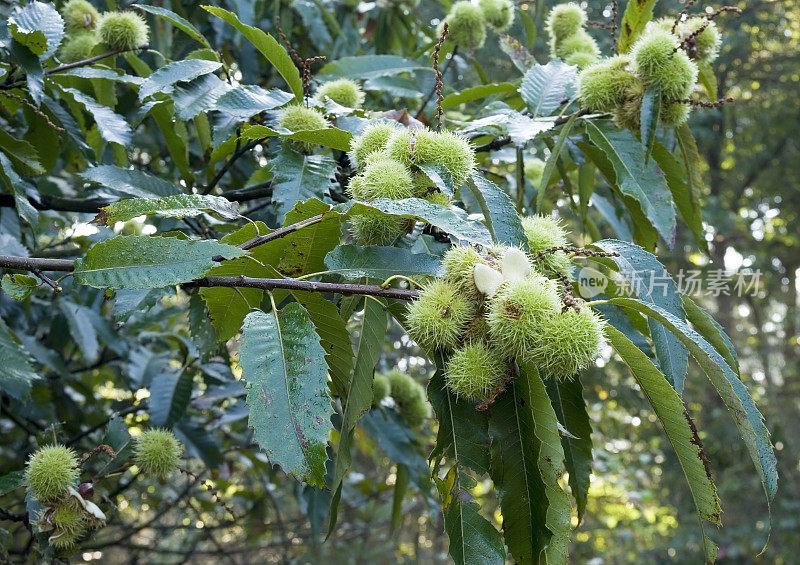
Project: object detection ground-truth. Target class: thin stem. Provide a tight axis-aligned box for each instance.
[202,137,268,195]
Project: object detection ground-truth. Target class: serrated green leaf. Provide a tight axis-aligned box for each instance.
[80,165,180,198]
[8,1,64,58]
[592,239,689,393]
[0,128,45,176]
[697,60,718,100]
[520,61,576,117]
[361,408,431,492]
[618,0,659,53]
[319,55,430,80]
[640,84,661,162]
[442,82,517,110]
[586,122,676,247]
[287,290,353,399]
[270,146,338,222]
[329,297,387,533]
[362,75,423,98]
[239,305,332,487]
[1,274,37,300]
[200,222,285,342]
[606,325,721,556]
[418,162,455,195]
[149,369,193,427]
[202,6,303,101]
[9,40,44,104]
[488,377,550,564]
[139,59,222,101]
[546,376,593,523]
[674,123,706,249]
[342,198,493,246]
[681,294,738,373]
[188,293,217,361]
[608,298,778,523]
[242,123,353,152]
[172,73,230,121]
[174,419,222,468]
[278,198,342,278]
[518,362,572,565]
[134,4,210,47]
[437,467,506,565]
[59,67,144,85]
[0,316,39,400]
[324,244,440,281]
[61,88,132,147]
[651,141,706,251]
[499,34,535,71]
[535,111,580,211]
[95,194,239,225]
[468,174,527,247]
[428,354,491,475]
[59,300,100,362]
[213,86,293,120]
[74,235,245,289]
[0,470,26,496]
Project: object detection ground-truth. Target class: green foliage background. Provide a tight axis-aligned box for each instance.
[0,0,798,563]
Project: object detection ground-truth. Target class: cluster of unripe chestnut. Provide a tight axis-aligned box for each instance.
[23,429,182,550]
[438,0,516,51]
[546,2,601,69]
[567,2,722,129]
[59,0,150,63]
[372,370,431,428]
[406,215,605,401]
[344,122,475,245]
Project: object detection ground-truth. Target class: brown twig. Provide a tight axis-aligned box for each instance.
[0,91,64,132]
[81,444,117,465]
[275,17,325,99]
[31,269,62,292]
[432,23,449,131]
[673,0,699,33]
[673,96,734,108]
[179,467,236,520]
[202,137,269,195]
[0,44,149,90]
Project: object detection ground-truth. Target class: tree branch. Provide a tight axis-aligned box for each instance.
[0,44,150,90]
[0,182,274,213]
[0,255,418,300]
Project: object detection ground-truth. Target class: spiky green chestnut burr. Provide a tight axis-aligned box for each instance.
[385,129,475,188]
[61,0,100,31]
[521,215,573,277]
[440,1,487,50]
[350,213,405,245]
[445,341,508,400]
[530,307,604,378]
[277,104,330,153]
[546,3,586,41]
[424,190,451,207]
[386,370,431,427]
[349,121,402,170]
[47,502,87,549]
[554,29,599,61]
[59,31,99,63]
[315,78,365,108]
[134,429,182,479]
[565,50,598,69]
[577,55,638,112]
[487,275,561,361]
[372,372,391,406]
[350,154,414,201]
[97,11,149,51]
[660,100,691,126]
[49,502,87,536]
[631,29,698,100]
[25,445,80,504]
[478,0,515,33]
[441,245,488,299]
[406,280,473,350]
